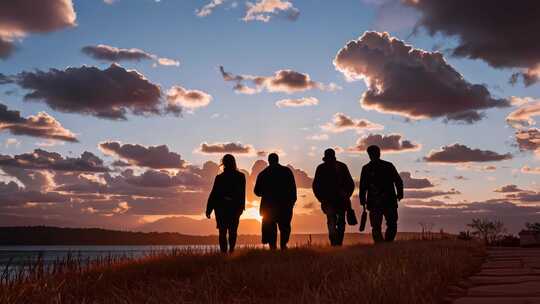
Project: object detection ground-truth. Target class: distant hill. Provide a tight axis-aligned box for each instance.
[138,216,263,235]
[0,226,221,245]
[0,226,433,246]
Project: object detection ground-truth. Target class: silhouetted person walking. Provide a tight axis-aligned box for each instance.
[206,154,246,253]
[359,145,403,243]
[254,153,297,250]
[312,149,355,246]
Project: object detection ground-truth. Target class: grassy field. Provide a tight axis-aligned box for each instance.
[0,240,484,304]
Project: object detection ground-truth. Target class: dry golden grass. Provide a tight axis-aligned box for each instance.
[0,240,484,304]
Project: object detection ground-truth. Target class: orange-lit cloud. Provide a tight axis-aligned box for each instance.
[507,98,540,128]
[196,0,225,17]
[220,66,339,95]
[399,171,434,189]
[243,0,299,22]
[521,165,540,175]
[99,141,186,169]
[82,44,179,67]
[515,128,540,155]
[321,112,383,133]
[0,0,76,59]
[494,184,525,193]
[349,133,420,153]
[0,149,108,172]
[197,141,256,156]
[0,103,77,142]
[424,144,512,163]
[275,97,318,108]
[166,85,212,112]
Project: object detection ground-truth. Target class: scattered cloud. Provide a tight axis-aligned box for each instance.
[321,112,383,133]
[507,98,540,128]
[256,149,286,158]
[350,133,420,153]
[424,144,512,163]
[11,64,170,120]
[82,44,179,67]
[166,85,212,112]
[196,0,226,17]
[306,134,329,141]
[0,0,77,59]
[504,190,540,203]
[0,103,77,142]
[220,66,339,95]
[197,142,256,155]
[494,184,525,193]
[333,31,509,123]
[0,149,108,172]
[515,128,540,155]
[400,171,434,189]
[286,164,313,188]
[99,141,186,169]
[521,165,540,175]
[243,0,299,22]
[275,97,318,108]
[404,188,460,199]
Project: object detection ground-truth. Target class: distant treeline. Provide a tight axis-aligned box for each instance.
[0,226,438,245]
[0,226,223,245]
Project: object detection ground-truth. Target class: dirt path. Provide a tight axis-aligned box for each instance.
[449,248,540,304]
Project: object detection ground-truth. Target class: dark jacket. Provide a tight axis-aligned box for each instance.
[312,160,355,213]
[359,159,403,210]
[254,164,297,216]
[206,170,246,224]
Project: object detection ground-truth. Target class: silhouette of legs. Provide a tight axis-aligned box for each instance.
[217,216,240,253]
[228,216,240,252]
[384,208,398,242]
[326,210,346,246]
[369,207,398,243]
[218,228,228,253]
[261,208,293,250]
[262,216,278,249]
[277,208,293,250]
[369,210,384,243]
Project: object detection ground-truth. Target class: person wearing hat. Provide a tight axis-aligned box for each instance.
[312,148,355,246]
[359,145,403,243]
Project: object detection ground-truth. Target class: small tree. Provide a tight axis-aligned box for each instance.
[467,218,506,245]
[525,222,540,233]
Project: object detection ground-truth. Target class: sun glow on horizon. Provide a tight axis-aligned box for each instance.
[242,206,263,222]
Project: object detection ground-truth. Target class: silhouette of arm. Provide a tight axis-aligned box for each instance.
[254,172,263,198]
[359,166,367,206]
[342,164,355,198]
[288,168,297,205]
[392,164,404,201]
[239,173,246,211]
[206,176,220,216]
[312,166,325,203]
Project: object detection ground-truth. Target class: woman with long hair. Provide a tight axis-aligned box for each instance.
[206,154,246,253]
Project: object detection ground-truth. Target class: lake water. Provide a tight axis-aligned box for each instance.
[0,245,221,267]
